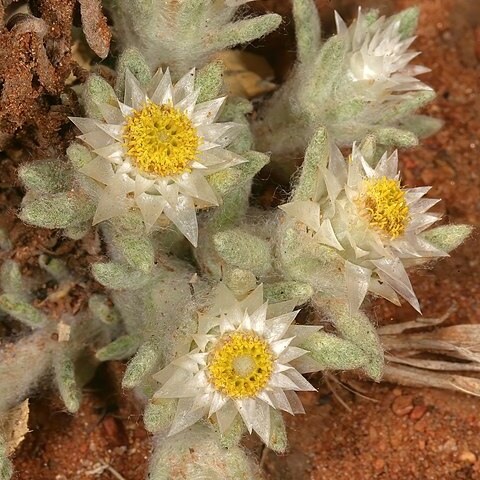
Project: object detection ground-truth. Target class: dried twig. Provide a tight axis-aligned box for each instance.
[378,308,480,396]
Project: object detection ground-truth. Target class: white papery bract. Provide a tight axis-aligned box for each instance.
[280,145,445,312]
[153,284,320,445]
[70,68,245,246]
[335,8,431,100]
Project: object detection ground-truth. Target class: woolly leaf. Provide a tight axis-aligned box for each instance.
[20,194,95,229]
[323,300,384,381]
[96,335,139,361]
[195,60,225,103]
[88,294,120,325]
[394,6,420,39]
[0,294,47,329]
[213,14,282,51]
[144,399,177,433]
[293,126,328,201]
[148,424,261,480]
[264,281,313,305]
[54,349,81,413]
[111,233,155,273]
[66,142,96,171]
[292,0,321,64]
[19,159,73,194]
[92,262,151,290]
[372,127,418,148]
[115,47,152,98]
[123,340,160,388]
[268,409,288,454]
[400,114,443,139]
[301,331,369,370]
[378,90,436,124]
[213,229,272,276]
[422,225,473,253]
[311,35,347,96]
[0,261,28,298]
[82,74,117,121]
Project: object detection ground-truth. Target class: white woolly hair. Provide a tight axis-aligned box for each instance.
[112,255,212,366]
[0,331,54,413]
[148,424,261,480]
[107,0,254,74]
[0,312,106,415]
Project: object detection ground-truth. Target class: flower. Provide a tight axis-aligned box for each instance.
[70,68,245,246]
[280,144,445,312]
[153,284,321,444]
[335,7,431,99]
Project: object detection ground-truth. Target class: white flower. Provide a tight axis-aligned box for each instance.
[335,8,431,99]
[280,144,445,312]
[153,284,321,444]
[70,68,245,246]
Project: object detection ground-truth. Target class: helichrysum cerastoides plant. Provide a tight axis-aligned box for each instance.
[1,1,473,478]
[254,1,443,170]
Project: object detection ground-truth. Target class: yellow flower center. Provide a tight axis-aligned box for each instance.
[361,176,409,238]
[207,331,274,398]
[123,102,200,177]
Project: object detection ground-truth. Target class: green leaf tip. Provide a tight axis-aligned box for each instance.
[54,350,82,413]
[122,341,160,389]
[82,74,117,121]
[96,335,139,361]
[115,47,152,97]
[0,294,48,329]
[293,126,328,201]
[293,0,321,64]
[213,229,272,276]
[195,60,225,103]
[214,13,282,51]
[395,6,420,39]
[422,224,473,253]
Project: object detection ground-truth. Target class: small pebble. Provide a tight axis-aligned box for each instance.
[441,438,458,453]
[459,450,477,464]
[410,405,428,421]
[374,458,385,472]
[391,395,414,416]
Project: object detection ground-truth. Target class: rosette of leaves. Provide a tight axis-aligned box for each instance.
[105,0,282,74]
[0,258,114,417]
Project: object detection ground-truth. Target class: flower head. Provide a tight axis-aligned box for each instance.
[335,8,431,99]
[153,284,320,444]
[280,144,445,312]
[70,68,245,246]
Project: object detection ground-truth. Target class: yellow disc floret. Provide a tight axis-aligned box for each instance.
[361,176,409,238]
[123,102,200,177]
[207,331,274,398]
